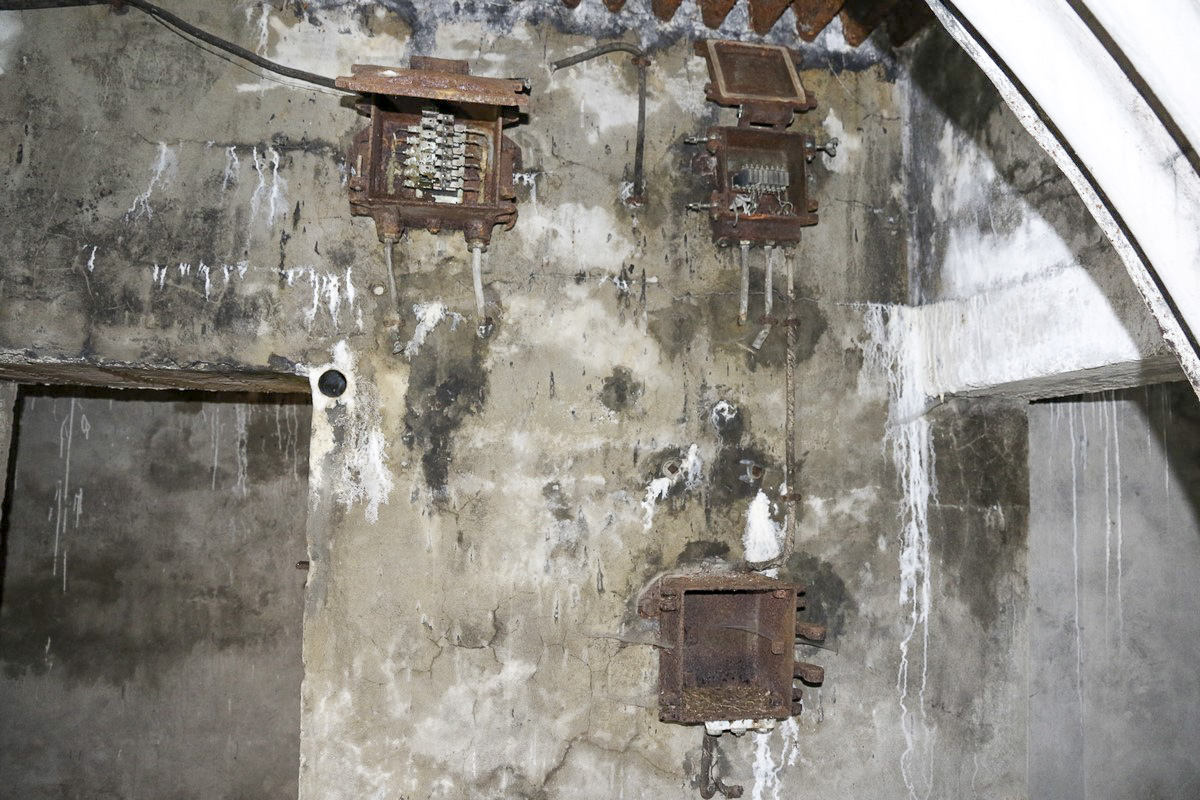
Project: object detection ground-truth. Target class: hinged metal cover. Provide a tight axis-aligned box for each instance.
[694,40,816,124]
[336,61,530,111]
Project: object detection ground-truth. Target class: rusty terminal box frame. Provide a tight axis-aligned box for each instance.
[336,58,529,245]
[641,572,824,726]
[704,126,819,245]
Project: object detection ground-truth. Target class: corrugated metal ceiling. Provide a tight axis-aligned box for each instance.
[559,0,934,46]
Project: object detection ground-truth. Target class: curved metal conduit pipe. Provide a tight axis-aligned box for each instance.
[550,42,648,207]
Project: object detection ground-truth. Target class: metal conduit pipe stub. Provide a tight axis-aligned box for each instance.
[470,242,492,339]
[782,246,798,562]
[550,42,649,207]
[737,240,751,326]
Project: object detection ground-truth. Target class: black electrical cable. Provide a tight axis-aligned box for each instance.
[0,0,343,91]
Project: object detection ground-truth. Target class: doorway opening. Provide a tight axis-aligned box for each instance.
[0,383,312,798]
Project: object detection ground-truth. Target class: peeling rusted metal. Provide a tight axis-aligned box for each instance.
[554,0,910,47]
[796,620,827,641]
[794,660,825,684]
[699,0,738,29]
[556,0,905,47]
[339,58,528,245]
[336,61,529,111]
[840,0,900,47]
[651,0,685,22]
[747,0,792,34]
[792,0,845,42]
[642,572,826,727]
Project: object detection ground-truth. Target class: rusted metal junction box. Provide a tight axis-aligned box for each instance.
[640,572,825,733]
[689,40,826,247]
[336,57,529,246]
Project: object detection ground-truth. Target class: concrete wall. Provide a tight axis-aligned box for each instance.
[0,4,1034,798]
[926,0,1200,393]
[897,27,1179,399]
[926,397,1028,795]
[1027,383,1200,799]
[0,388,311,798]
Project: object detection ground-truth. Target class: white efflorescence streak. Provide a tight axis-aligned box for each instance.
[126,142,176,221]
[863,304,936,799]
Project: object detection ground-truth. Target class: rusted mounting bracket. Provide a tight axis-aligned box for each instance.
[698,733,744,799]
[796,620,827,642]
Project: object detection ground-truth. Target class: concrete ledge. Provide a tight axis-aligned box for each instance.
[0,353,310,395]
[883,264,1181,401]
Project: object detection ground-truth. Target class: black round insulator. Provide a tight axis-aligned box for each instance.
[317,369,347,398]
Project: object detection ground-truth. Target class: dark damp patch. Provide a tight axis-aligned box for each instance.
[325,239,359,271]
[708,398,746,446]
[674,539,730,566]
[782,551,856,640]
[542,480,573,522]
[708,442,772,508]
[929,398,1028,630]
[699,285,828,371]
[402,315,489,500]
[647,299,702,362]
[599,366,644,413]
[643,445,691,505]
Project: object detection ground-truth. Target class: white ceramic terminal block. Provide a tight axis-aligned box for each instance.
[704,718,777,736]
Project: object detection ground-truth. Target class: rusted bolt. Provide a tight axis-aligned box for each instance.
[794,661,825,685]
[751,465,763,479]
[796,621,827,642]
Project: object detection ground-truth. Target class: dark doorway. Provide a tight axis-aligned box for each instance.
[0,385,311,799]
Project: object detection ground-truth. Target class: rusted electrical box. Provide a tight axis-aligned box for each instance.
[688,40,834,247]
[640,571,826,735]
[336,57,529,246]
